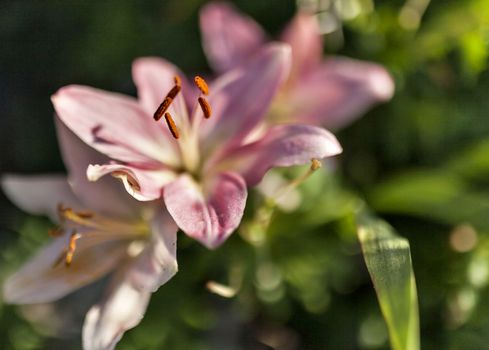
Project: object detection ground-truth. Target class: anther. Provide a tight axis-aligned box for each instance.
[48,227,64,237]
[198,97,212,119]
[164,112,180,139]
[112,171,141,192]
[174,75,181,87]
[310,158,322,171]
[153,85,181,121]
[61,207,95,226]
[65,231,81,267]
[194,76,209,95]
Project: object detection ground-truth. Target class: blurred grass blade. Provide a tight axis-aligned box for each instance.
[357,217,420,350]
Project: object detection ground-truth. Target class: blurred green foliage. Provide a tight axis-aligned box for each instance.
[2,0,489,349]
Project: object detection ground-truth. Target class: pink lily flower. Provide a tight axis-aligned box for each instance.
[2,122,178,350]
[52,43,342,249]
[200,2,395,130]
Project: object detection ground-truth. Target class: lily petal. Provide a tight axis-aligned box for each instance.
[132,57,194,137]
[132,57,189,115]
[199,2,266,73]
[1,175,82,223]
[82,210,177,350]
[127,208,178,292]
[290,57,395,129]
[87,163,176,201]
[198,43,292,153]
[281,12,323,80]
[56,118,141,219]
[82,274,151,350]
[3,234,129,304]
[214,124,342,186]
[52,85,178,167]
[164,172,247,249]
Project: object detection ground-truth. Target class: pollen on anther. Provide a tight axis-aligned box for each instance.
[153,85,181,121]
[65,232,81,267]
[310,158,322,171]
[198,97,212,119]
[194,76,209,95]
[48,227,64,237]
[164,112,180,139]
[154,98,171,121]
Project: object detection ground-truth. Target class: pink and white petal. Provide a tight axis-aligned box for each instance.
[132,57,194,137]
[164,173,247,249]
[87,163,176,201]
[3,234,129,304]
[132,57,189,114]
[213,124,342,186]
[56,118,142,219]
[82,273,151,350]
[2,175,82,223]
[199,2,266,73]
[290,57,395,129]
[52,85,179,167]
[281,12,323,80]
[126,207,178,291]
[82,209,177,350]
[197,43,292,154]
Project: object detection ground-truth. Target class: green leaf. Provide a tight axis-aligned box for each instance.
[357,215,420,350]
[369,170,489,229]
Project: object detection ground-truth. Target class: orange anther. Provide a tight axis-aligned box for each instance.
[153,85,181,121]
[198,97,212,119]
[48,227,64,237]
[194,76,209,95]
[65,232,81,267]
[164,112,180,139]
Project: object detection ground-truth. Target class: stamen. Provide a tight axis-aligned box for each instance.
[174,75,181,87]
[272,158,322,203]
[48,227,64,237]
[57,203,67,223]
[310,158,322,171]
[153,85,181,121]
[164,112,180,139]
[75,211,94,219]
[112,171,141,192]
[60,207,95,226]
[65,231,81,267]
[194,76,209,95]
[198,97,212,119]
[167,84,181,100]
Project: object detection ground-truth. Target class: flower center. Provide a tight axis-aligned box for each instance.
[153,75,212,137]
[51,203,148,268]
[152,74,213,174]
